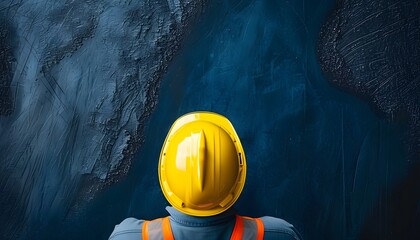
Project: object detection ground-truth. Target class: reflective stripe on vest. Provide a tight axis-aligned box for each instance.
[231,215,264,240]
[142,215,264,240]
[142,217,174,240]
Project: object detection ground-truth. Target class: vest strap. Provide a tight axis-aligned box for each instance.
[142,217,174,240]
[162,217,174,240]
[231,215,264,240]
[142,219,150,240]
[255,218,264,240]
[230,215,244,240]
[142,215,264,240]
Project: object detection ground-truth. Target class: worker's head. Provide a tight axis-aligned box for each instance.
[158,112,246,217]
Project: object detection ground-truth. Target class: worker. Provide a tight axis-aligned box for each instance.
[109,112,302,240]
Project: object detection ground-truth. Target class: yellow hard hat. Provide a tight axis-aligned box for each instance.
[158,112,246,217]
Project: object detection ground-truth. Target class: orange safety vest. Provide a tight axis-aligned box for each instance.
[142,215,264,240]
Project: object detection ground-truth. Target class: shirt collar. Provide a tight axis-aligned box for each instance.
[166,206,236,227]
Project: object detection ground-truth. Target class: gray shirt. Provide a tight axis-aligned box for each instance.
[109,207,302,240]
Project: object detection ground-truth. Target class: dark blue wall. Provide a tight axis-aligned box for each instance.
[1,0,418,239]
[100,1,411,239]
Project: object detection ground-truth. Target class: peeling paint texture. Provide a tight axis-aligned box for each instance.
[0,1,205,239]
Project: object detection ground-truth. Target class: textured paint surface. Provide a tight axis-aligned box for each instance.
[318,0,420,157]
[0,0,205,239]
[318,1,420,238]
[0,0,418,239]
[121,0,413,239]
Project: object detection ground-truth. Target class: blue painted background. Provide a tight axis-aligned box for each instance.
[90,0,408,239]
[1,0,415,239]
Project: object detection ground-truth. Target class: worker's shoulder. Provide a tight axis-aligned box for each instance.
[108,217,145,240]
[260,216,302,240]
